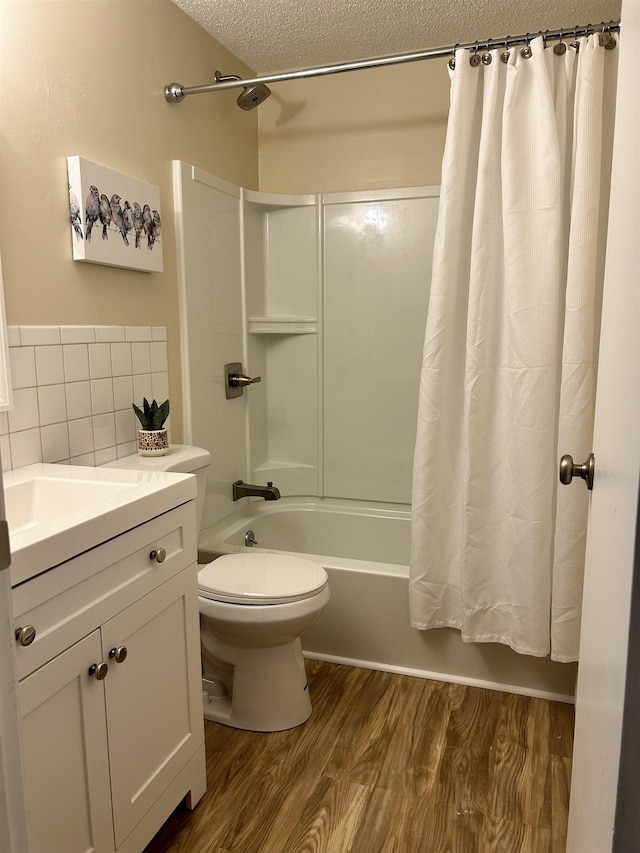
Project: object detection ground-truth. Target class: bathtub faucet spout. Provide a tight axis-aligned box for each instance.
[233,480,281,501]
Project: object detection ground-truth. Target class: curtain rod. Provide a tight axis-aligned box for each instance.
[165,19,620,102]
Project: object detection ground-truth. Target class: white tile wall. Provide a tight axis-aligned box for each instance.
[1,325,170,470]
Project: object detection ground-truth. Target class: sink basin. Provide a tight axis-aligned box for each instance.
[4,476,138,533]
[3,463,197,586]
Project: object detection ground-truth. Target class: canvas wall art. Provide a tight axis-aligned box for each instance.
[67,156,163,273]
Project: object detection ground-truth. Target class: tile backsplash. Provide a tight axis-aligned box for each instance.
[1,325,170,471]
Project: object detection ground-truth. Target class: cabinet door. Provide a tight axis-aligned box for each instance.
[19,630,115,853]
[102,567,203,848]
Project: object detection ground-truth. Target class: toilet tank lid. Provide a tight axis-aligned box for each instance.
[102,444,211,473]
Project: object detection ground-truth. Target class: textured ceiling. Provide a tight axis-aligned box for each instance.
[172,0,621,73]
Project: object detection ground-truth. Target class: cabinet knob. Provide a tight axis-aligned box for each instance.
[15,625,37,647]
[88,662,109,680]
[109,646,128,664]
[149,547,167,564]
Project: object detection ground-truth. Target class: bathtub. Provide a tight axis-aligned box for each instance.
[198,497,576,702]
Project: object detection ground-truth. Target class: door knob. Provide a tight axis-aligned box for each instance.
[559,453,595,490]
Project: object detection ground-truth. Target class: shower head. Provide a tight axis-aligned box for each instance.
[214,71,271,110]
[237,83,272,110]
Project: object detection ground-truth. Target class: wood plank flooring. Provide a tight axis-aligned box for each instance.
[144,660,574,853]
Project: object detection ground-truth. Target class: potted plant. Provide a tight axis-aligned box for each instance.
[132,397,170,456]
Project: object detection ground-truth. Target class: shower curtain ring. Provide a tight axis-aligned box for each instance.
[470,43,481,67]
[570,25,580,51]
[603,23,617,50]
[501,37,510,63]
[521,34,532,59]
[599,24,612,47]
[554,27,567,55]
[448,45,457,70]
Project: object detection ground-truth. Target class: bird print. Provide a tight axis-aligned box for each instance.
[110,194,128,245]
[133,202,144,249]
[149,210,162,251]
[99,194,112,239]
[85,185,100,241]
[142,204,153,249]
[122,200,134,244]
[69,184,83,241]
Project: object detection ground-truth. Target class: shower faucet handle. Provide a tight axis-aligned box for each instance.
[230,373,262,388]
[225,362,262,398]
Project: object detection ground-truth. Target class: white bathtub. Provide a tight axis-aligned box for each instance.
[198,497,576,701]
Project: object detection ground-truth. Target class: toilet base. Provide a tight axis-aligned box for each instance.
[201,638,313,732]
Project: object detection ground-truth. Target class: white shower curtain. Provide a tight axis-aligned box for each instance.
[409,34,617,661]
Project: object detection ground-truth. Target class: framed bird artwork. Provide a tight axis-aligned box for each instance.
[67,156,163,273]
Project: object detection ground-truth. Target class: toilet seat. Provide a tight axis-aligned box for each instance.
[198,552,328,605]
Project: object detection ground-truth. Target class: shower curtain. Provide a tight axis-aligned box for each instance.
[409,34,617,661]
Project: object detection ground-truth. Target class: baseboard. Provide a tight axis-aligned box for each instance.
[303,650,576,705]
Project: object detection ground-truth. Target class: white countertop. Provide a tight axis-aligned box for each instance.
[4,463,197,586]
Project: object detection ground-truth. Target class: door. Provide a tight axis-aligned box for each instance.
[566,3,640,850]
[102,568,203,848]
[0,448,30,853]
[19,630,115,853]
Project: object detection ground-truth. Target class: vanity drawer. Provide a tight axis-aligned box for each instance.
[13,502,197,680]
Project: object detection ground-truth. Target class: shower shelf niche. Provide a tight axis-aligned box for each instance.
[242,187,321,496]
[247,316,317,335]
[243,189,316,209]
[253,460,317,494]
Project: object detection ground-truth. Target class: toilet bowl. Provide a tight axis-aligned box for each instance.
[103,445,330,732]
[199,552,329,730]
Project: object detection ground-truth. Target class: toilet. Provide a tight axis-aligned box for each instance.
[103,444,329,731]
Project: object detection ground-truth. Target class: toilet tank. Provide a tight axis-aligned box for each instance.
[102,444,211,531]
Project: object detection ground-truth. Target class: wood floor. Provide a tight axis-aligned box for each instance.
[144,660,574,853]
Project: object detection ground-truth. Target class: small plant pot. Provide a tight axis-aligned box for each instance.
[137,429,169,456]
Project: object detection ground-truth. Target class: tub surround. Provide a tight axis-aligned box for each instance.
[174,163,440,530]
[2,325,169,471]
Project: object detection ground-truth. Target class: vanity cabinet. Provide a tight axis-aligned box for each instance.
[13,501,206,853]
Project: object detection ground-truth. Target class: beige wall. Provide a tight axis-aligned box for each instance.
[0,0,451,442]
[0,0,260,441]
[258,60,450,194]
